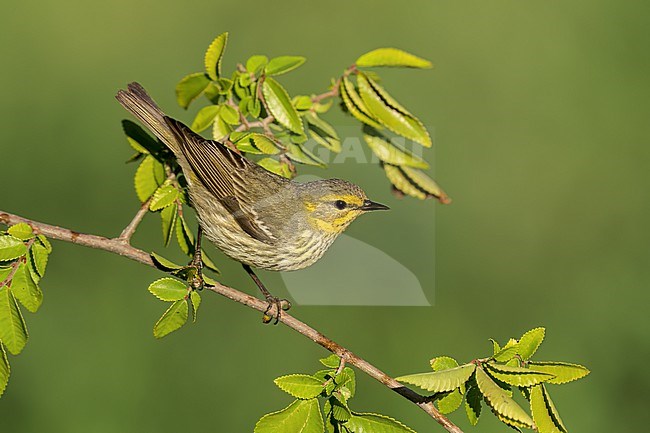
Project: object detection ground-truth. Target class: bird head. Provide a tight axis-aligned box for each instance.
[300,179,389,235]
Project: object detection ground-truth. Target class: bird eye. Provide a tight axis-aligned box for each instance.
[334,200,347,210]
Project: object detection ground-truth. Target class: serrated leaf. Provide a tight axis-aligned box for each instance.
[7,223,33,241]
[293,95,313,111]
[530,385,567,433]
[286,143,326,167]
[257,158,292,178]
[212,114,232,141]
[356,47,433,69]
[493,344,520,363]
[337,367,356,398]
[265,56,306,76]
[438,389,463,414]
[150,184,179,211]
[122,120,164,155]
[201,251,220,274]
[474,367,534,429]
[465,384,482,425]
[150,252,183,271]
[0,343,8,397]
[346,412,416,433]
[430,356,458,371]
[527,362,590,384]
[0,236,26,261]
[36,235,52,254]
[330,394,351,422]
[491,338,502,356]
[176,72,211,109]
[175,215,194,256]
[242,133,281,155]
[306,113,341,153]
[220,104,240,125]
[191,105,221,133]
[148,277,187,302]
[274,374,325,399]
[0,287,28,355]
[357,73,431,147]
[246,55,268,73]
[339,77,383,129]
[485,362,555,387]
[383,164,426,199]
[10,264,42,313]
[134,156,159,202]
[320,354,340,368]
[204,32,228,80]
[153,299,188,338]
[364,130,429,168]
[396,363,475,392]
[160,203,178,246]
[255,399,323,433]
[190,291,201,322]
[30,243,48,278]
[262,77,303,134]
[517,327,545,360]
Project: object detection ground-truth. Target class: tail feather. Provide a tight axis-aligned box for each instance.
[115,82,180,154]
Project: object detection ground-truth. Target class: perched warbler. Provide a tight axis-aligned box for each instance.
[116,82,388,321]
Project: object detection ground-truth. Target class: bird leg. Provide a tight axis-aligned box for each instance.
[242,264,291,324]
[189,226,204,290]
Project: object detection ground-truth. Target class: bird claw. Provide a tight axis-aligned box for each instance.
[262,296,291,324]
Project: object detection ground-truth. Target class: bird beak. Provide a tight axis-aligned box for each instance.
[359,199,390,211]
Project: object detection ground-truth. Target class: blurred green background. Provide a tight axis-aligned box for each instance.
[1,0,649,431]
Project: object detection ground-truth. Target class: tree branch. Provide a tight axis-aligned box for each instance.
[117,197,152,243]
[0,209,464,433]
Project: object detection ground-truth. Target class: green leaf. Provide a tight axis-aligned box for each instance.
[346,412,416,433]
[220,104,240,125]
[201,251,220,274]
[517,327,545,360]
[255,399,323,433]
[396,363,475,392]
[150,252,183,272]
[465,384,482,425]
[175,215,194,256]
[430,356,458,371]
[293,95,313,111]
[134,156,160,202]
[336,367,356,399]
[0,287,28,355]
[262,77,303,134]
[191,105,221,133]
[148,278,187,302]
[10,264,42,313]
[383,164,426,199]
[122,120,164,155]
[363,130,429,168]
[330,393,351,422]
[0,236,26,261]
[0,343,8,397]
[474,367,534,429]
[257,157,292,178]
[246,55,268,73]
[306,113,341,153]
[153,299,188,338]
[190,291,201,322]
[492,344,520,363]
[339,77,382,129]
[204,32,228,80]
[213,114,233,141]
[286,143,326,167]
[530,385,567,433]
[320,354,341,368]
[150,184,179,211]
[237,133,281,155]
[527,361,590,384]
[484,362,555,387]
[7,223,33,241]
[36,235,52,254]
[265,56,306,76]
[176,73,211,109]
[274,374,325,399]
[160,203,178,246]
[357,73,431,147]
[30,243,49,278]
[356,47,432,69]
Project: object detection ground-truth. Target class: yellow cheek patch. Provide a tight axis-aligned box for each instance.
[309,210,361,234]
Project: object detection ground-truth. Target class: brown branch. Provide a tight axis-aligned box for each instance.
[117,197,152,243]
[0,209,464,433]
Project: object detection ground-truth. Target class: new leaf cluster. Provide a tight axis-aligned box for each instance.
[0,223,52,397]
[396,328,590,433]
[256,354,417,433]
[172,32,450,202]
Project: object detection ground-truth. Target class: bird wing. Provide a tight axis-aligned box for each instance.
[164,118,289,244]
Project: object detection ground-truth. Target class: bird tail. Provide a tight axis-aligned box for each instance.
[115,82,181,154]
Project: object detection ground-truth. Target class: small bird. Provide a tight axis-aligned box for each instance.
[116,82,389,321]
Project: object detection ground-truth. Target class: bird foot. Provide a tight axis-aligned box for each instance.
[262,296,292,325]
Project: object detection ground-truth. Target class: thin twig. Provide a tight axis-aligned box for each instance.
[0,209,464,433]
[117,197,152,243]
